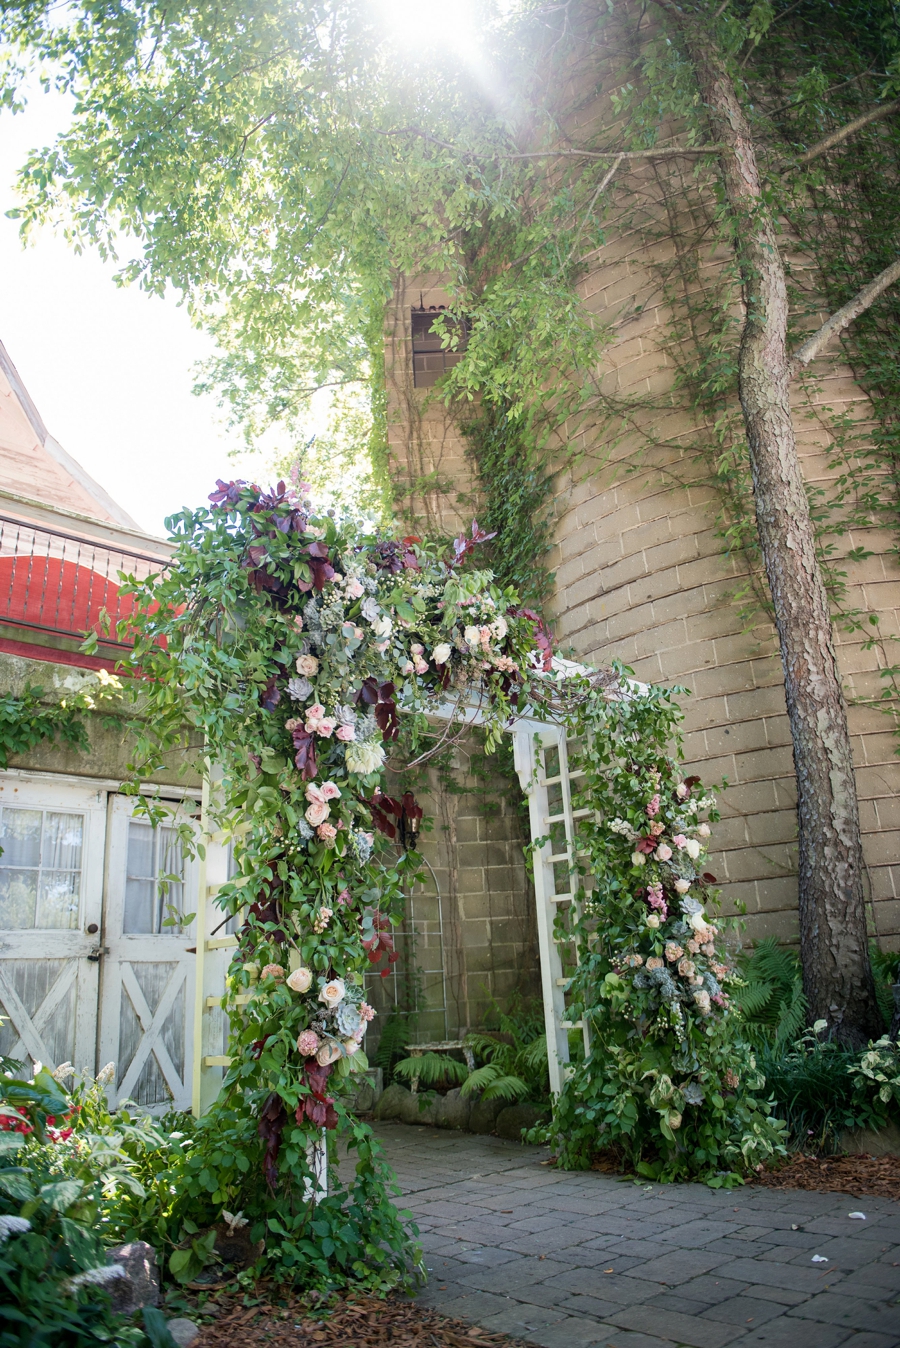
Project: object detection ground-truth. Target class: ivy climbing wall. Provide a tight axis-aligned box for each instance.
[384,2,900,955]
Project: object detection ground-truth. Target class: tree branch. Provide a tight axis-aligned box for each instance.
[790,257,900,374]
[794,96,900,166]
[504,144,724,161]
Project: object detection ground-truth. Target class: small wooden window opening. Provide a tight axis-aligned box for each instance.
[411,301,468,388]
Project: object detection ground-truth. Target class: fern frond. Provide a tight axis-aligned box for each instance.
[482,1074,530,1102]
[393,1053,468,1086]
[460,1064,500,1097]
[520,1034,548,1071]
[773,980,807,1047]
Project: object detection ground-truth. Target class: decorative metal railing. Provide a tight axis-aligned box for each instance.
[0,514,166,647]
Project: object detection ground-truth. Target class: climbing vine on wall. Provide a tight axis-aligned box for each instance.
[0,674,121,770]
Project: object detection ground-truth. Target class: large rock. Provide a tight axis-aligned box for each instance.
[433,1088,471,1131]
[399,1089,438,1126]
[494,1103,550,1142]
[106,1241,160,1314]
[468,1094,506,1134]
[166,1320,200,1348]
[373,1082,411,1121]
[840,1121,900,1157]
[350,1067,384,1114]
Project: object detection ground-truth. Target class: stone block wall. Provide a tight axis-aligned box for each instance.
[364,735,540,1051]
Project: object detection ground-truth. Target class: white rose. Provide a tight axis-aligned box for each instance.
[305,800,330,827]
[689,910,708,933]
[342,1039,360,1056]
[296,654,319,676]
[698,822,711,838]
[316,1042,342,1066]
[685,838,701,860]
[646,913,661,929]
[344,740,386,775]
[319,978,346,1007]
[432,642,452,666]
[674,878,691,894]
[372,615,393,639]
[631,850,647,867]
[463,624,481,647]
[287,967,313,993]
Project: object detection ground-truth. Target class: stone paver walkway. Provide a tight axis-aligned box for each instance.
[372,1121,900,1348]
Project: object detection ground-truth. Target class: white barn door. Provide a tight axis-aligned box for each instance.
[0,776,106,1074]
[99,794,198,1111]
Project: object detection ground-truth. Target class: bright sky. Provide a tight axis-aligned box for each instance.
[0,91,265,539]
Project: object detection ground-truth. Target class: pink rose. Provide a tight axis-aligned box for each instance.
[320,780,341,801]
[291,616,304,632]
[655,843,673,861]
[673,834,688,849]
[296,1030,319,1057]
[316,1042,342,1066]
[414,659,428,675]
[346,579,364,599]
[305,800,330,827]
[306,782,326,803]
[317,822,338,845]
[401,660,414,674]
[410,643,424,655]
[336,724,355,741]
[316,719,335,738]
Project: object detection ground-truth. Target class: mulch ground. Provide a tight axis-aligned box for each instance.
[192,1292,527,1348]
[750,1151,900,1201]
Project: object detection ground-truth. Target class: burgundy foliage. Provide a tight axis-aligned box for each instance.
[450,519,497,567]
[258,1091,288,1190]
[296,1060,339,1130]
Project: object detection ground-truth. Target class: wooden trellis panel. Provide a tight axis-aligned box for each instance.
[513,722,592,1098]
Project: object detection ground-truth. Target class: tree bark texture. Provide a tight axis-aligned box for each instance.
[674,16,881,1042]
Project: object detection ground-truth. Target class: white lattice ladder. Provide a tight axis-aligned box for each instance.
[513,722,592,1097]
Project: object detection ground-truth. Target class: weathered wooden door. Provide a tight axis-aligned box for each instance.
[0,776,106,1074]
[99,794,198,1111]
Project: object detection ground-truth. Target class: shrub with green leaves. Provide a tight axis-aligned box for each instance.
[0,1065,172,1347]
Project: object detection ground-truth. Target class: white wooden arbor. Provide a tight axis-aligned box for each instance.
[192,659,599,1114]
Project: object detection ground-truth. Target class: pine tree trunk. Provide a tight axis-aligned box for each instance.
[675,18,881,1043]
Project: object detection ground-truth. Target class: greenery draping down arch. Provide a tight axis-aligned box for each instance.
[119,479,784,1290]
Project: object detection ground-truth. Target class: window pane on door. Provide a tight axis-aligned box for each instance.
[0,808,82,930]
[124,819,186,934]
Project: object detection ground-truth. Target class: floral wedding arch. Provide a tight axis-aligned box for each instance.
[122,480,784,1292]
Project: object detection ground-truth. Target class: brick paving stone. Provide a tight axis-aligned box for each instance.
[656,1220,742,1248]
[707,1254,847,1292]
[677,1276,753,1304]
[524,1314,619,1348]
[621,1249,729,1283]
[787,1292,900,1334]
[699,1294,785,1326]
[601,1304,746,1347]
[549,1273,662,1308]
[455,1247,523,1266]
[640,1292,715,1316]
[737,1320,854,1347]
[558,1293,630,1320]
[478,1306,570,1336]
